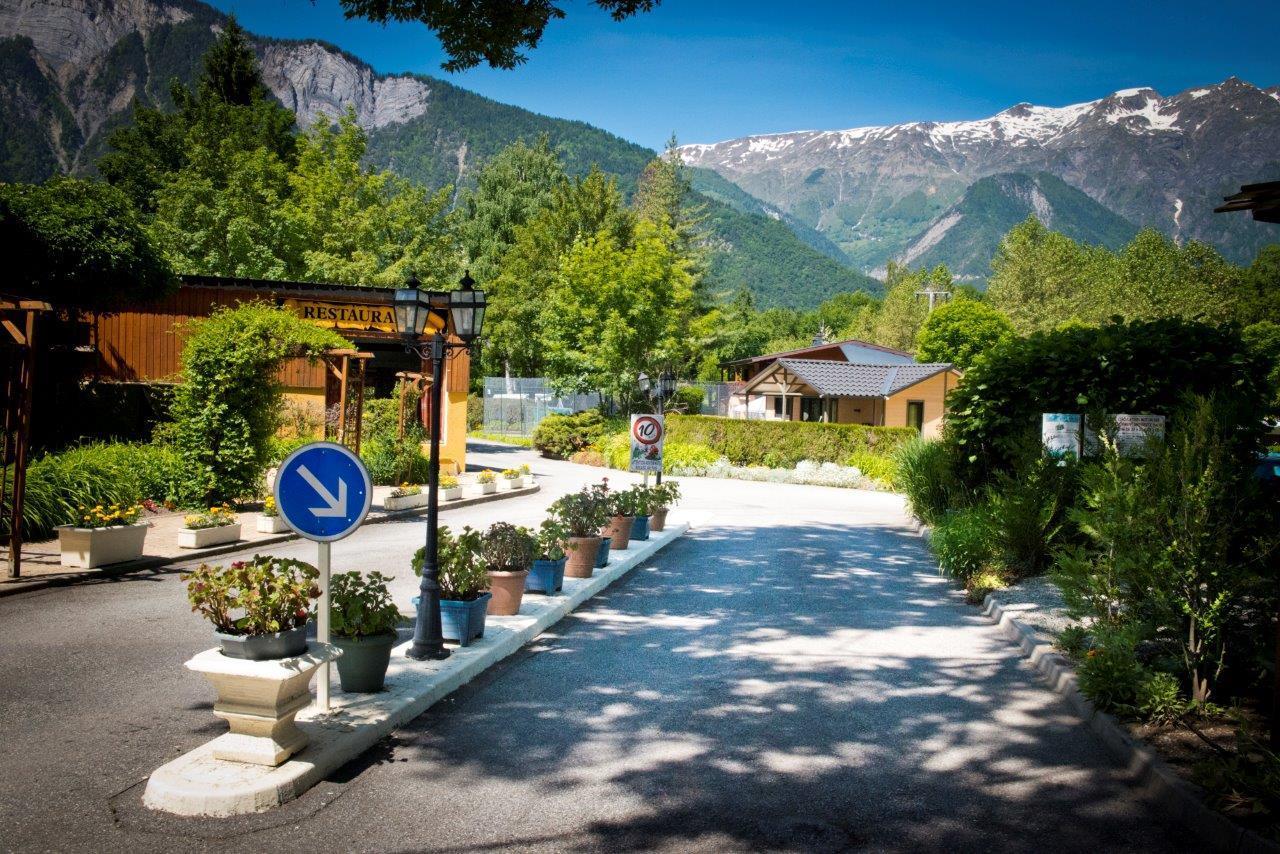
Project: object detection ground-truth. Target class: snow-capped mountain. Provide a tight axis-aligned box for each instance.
[681,80,1280,271]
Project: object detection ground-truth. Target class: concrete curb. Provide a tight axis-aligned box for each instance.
[980,591,1278,854]
[0,484,540,598]
[143,522,690,817]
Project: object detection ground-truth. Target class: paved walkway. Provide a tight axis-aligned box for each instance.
[0,474,536,594]
[0,442,1181,852]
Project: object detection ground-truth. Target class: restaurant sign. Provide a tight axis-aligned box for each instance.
[284,299,445,335]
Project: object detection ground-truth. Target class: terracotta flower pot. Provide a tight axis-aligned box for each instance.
[651,507,669,532]
[487,569,529,616]
[565,536,602,578]
[604,515,634,550]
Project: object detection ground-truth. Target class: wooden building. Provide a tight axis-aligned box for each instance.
[88,275,471,470]
[720,338,960,438]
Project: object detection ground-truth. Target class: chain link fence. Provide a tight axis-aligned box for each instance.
[482,377,602,437]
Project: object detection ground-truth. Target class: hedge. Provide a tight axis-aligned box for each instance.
[664,414,916,468]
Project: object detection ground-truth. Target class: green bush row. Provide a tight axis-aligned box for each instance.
[3,442,186,540]
[665,414,914,469]
[533,410,605,459]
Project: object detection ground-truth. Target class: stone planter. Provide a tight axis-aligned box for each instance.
[525,558,566,594]
[564,536,601,578]
[651,507,669,532]
[486,570,529,616]
[333,633,397,693]
[185,642,341,766]
[604,515,634,550]
[54,522,148,568]
[595,536,612,569]
[502,475,524,490]
[632,514,651,541]
[383,492,429,512]
[177,523,242,550]
[477,480,498,495]
[256,515,290,534]
[441,486,463,501]
[215,625,310,661]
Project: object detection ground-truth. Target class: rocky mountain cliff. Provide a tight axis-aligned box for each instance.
[0,0,880,308]
[680,81,1280,271]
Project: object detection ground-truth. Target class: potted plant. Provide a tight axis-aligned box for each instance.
[412,526,490,646]
[476,469,498,494]
[256,496,289,534]
[384,482,428,511]
[481,522,535,614]
[181,555,321,659]
[520,463,533,481]
[595,535,612,569]
[528,518,569,594]
[631,485,654,542]
[440,475,463,501]
[604,483,637,550]
[180,555,332,766]
[549,485,608,578]
[650,480,681,532]
[55,502,149,568]
[501,468,524,489]
[178,504,241,549]
[329,570,402,692]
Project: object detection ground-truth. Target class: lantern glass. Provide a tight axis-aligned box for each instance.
[659,370,676,397]
[637,372,650,394]
[449,275,486,343]
[394,287,428,338]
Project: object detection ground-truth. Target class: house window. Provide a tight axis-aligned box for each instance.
[799,397,824,422]
[906,400,925,433]
[772,396,784,418]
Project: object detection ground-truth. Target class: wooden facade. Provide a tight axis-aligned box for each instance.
[86,276,472,468]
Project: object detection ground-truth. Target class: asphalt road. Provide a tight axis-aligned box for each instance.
[0,441,1182,853]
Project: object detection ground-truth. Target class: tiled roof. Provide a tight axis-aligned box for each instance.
[722,338,914,367]
[742,358,954,397]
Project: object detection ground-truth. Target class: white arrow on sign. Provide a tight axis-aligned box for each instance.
[298,465,349,518]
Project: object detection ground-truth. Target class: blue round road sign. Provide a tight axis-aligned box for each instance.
[274,442,372,542]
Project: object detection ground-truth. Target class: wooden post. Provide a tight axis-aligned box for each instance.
[352,357,366,455]
[336,355,350,447]
[2,299,49,580]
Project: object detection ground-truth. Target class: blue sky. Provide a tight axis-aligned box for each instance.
[209,0,1280,151]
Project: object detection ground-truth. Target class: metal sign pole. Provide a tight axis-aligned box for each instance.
[316,540,331,710]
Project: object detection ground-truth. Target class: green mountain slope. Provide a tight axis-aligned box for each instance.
[900,172,1140,278]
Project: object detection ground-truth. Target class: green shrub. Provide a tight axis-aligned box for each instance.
[467,394,484,431]
[532,410,605,459]
[600,432,631,470]
[984,452,1079,578]
[2,442,185,540]
[846,449,896,486]
[663,441,720,473]
[1056,625,1091,660]
[171,303,348,504]
[665,414,914,469]
[361,436,429,486]
[930,506,994,583]
[266,436,311,466]
[1136,672,1186,725]
[945,318,1272,485]
[1076,625,1149,714]
[895,438,966,525]
[669,385,704,414]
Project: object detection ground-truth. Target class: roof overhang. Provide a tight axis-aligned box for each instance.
[1215,181,1280,224]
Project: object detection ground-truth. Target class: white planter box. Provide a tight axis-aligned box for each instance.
[477,481,497,495]
[55,522,149,568]
[178,523,242,549]
[502,476,525,490]
[441,486,463,501]
[256,515,290,534]
[383,492,429,512]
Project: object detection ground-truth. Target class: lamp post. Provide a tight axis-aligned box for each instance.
[394,271,487,661]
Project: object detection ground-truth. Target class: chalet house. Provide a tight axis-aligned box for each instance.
[719,338,960,438]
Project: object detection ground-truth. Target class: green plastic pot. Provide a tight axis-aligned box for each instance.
[333,632,397,693]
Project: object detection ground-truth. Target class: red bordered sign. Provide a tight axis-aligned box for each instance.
[629,414,664,473]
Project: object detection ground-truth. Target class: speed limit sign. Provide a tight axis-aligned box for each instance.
[629,414,665,473]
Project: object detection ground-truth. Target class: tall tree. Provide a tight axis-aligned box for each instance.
[872,263,951,351]
[914,298,1016,369]
[339,0,659,70]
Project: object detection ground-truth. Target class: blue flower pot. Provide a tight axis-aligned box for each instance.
[412,593,490,647]
[632,515,651,541]
[595,536,611,568]
[526,558,566,594]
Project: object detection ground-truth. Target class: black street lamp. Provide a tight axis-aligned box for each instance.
[394,270,487,662]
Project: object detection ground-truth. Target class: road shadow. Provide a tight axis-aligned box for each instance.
[303,521,1181,853]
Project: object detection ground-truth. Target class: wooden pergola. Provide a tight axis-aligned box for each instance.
[1,296,52,579]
